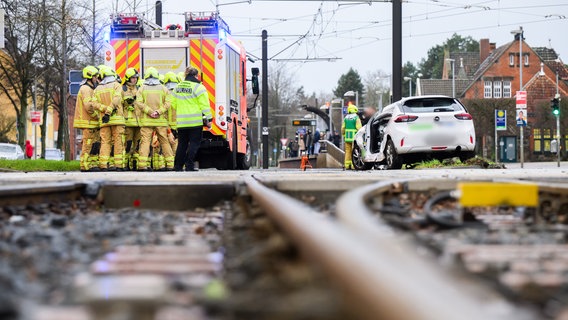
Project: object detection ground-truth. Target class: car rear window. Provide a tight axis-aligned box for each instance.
[0,145,16,152]
[401,98,464,113]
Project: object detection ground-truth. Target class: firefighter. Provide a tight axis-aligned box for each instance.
[172,66,212,172]
[92,66,125,170]
[163,71,179,153]
[135,67,174,171]
[341,102,362,170]
[121,68,141,170]
[73,65,101,172]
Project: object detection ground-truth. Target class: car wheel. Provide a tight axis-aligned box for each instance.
[352,144,372,171]
[385,139,403,170]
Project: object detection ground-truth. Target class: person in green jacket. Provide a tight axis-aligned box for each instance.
[341,102,362,170]
[172,66,212,171]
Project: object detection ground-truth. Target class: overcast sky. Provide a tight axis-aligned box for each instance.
[106,0,568,96]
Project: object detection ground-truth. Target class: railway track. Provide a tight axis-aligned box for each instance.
[0,175,567,319]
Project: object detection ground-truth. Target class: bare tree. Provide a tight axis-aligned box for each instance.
[0,113,16,143]
[0,0,50,148]
[364,70,391,110]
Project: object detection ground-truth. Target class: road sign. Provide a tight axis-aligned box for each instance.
[262,127,269,136]
[68,70,83,96]
[516,90,527,109]
[30,111,41,125]
[292,119,316,126]
[495,110,506,131]
[280,138,289,147]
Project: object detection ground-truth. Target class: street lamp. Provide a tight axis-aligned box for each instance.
[445,58,455,98]
[403,76,412,97]
[511,26,524,168]
[376,75,391,112]
[344,90,358,107]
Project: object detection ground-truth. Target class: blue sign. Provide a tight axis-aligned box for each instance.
[342,106,348,115]
[495,110,506,131]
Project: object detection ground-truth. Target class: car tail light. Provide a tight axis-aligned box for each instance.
[454,113,473,120]
[400,138,404,147]
[394,115,418,123]
[470,135,473,144]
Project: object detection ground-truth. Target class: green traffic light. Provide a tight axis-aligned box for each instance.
[553,108,560,116]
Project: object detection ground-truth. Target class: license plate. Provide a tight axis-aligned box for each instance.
[409,123,434,131]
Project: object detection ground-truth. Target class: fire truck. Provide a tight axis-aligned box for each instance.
[104,11,253,170]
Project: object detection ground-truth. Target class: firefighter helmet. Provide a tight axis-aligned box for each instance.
[123,68,139,84]
[144,67,159,79]
[98,65,115,78]
[177,71,185,82]
[347,104,358,114]
[164,72,179,84]
[82,65,99,79]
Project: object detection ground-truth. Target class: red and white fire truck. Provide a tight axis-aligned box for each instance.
[104,11,253,170]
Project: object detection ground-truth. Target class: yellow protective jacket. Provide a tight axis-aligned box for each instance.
[171,80,212,129]
[120,83,140,127]
[93,78,124,127]
[73,82,99,129]
[341,113,362,143]
[135,80,171,127]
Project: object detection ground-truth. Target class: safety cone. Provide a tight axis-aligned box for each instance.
[300,154,312,171]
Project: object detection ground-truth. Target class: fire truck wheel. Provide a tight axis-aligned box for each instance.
[237,138,251,170]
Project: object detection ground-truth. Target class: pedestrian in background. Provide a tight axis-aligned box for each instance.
[25,140,33,159]
[313,128,321,155]
[299,134,306,155]
[306,129,313,155]
[332,130,341,148]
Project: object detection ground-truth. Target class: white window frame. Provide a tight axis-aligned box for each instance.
[509,54,514,66]
[524,54,529,66]
[493,80,502,98]
[484,80,492,99]
[503,81,512,98]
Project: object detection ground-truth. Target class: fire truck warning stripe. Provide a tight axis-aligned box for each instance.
[127,40,140,71]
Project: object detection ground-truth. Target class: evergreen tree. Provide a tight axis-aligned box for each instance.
[333,67,365,106]
[419,34,479,79]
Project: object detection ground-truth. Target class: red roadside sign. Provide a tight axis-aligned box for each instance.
[516,91,527,109]
[30,111,41,124]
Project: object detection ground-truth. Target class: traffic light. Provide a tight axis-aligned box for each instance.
[251,67,259,95]
[551,94,561,116]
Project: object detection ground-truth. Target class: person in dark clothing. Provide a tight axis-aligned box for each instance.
[332,130,341,148]
[306,129,313,155]
[172,66,212,171]
[289,138,299,157]
[313,128,321,154]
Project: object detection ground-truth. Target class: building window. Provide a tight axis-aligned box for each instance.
[484,80,492,98]
[543,129,552,152]
[493,81,502,98]
[534,129,542,152]
[524,54,529,66]
[503,81,512,98]
[509,54,515,66]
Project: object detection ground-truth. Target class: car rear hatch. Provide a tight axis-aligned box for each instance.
[396,97,473,150]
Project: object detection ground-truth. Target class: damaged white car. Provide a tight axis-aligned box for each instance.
[352,95,476,170]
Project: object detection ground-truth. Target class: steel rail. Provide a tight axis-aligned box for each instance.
[245,177,496,320]
[336,179,508,320]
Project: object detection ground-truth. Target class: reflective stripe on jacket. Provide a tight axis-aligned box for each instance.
[121,84,140,127]
[135,83,171,127]
[171,80,212,129]
[94,81,125,127]
[73,83,99,129]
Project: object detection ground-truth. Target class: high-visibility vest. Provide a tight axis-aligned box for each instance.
[94,80,125,127]
[343,114,359,142]
[171,80,212,129]
[121,84,140,127]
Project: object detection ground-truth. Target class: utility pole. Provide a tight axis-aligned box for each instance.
[262,30,269,169]
[392,0,402,102]
[556,70,561,167]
